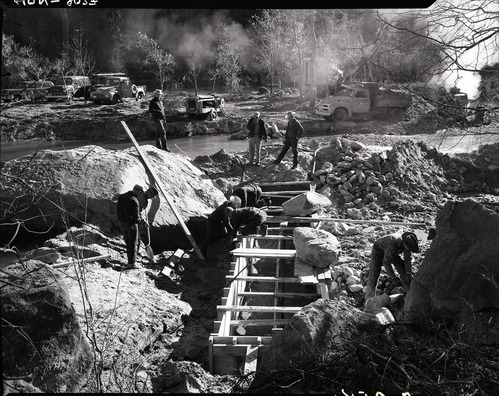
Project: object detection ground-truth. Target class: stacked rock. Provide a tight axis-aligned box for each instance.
[313,138,393,209]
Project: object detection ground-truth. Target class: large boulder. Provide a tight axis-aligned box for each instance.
[293,227,341,268]
[403,199,499,344]
[1,261,93,392]
[250,299,374,390]
[1,145,226,249]
[282,191,333,216]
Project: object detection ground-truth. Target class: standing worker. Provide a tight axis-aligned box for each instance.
[117,185,146,269]
[149,89,171,152]
[246,111,268,166]
[136,186,159,261]
[224,206,268,239]
[273,111,305,169]
[364,231,420,302]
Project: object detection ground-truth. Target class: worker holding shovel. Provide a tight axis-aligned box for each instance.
[137,186,159,263]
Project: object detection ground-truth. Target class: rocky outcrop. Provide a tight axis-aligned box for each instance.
[403,199,499,344]
[250,299,375,390]
[1,145,226,249]
[1,261,93,392]
[293,227,340,268]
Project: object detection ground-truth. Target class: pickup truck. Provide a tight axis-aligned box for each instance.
[47,75,92,102]
[89,75,146,104]
[315,83,411,121]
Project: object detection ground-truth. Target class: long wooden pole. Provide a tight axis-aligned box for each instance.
[121,121,205,260]
[266,215,426,227]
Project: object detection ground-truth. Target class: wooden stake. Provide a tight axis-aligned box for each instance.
[120,121,205,260]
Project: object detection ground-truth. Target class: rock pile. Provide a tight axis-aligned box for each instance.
[312,137,391,210]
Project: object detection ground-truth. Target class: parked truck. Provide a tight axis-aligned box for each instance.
[315,82,412,121]
[89,75,145,104]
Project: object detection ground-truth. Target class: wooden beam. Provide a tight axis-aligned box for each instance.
[226,275,300,283]
[230,248,296,258]
[121,121,205,260]
[238,291,319,298]
[217,305,302,313]
[52,254,110,268]
[267,215,426,227]
[230,319,290,326]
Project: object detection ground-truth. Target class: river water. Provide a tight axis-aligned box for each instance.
[1,129,498,162]
[0,135,252,162]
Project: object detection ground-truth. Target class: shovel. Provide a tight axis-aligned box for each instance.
[144,245,154,261]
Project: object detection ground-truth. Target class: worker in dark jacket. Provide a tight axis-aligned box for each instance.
[199,196,242,257]
[364,231,420,301]
[230,184,271,208]
[117,185,145,269]
[136,186,159,260]
[273,111,305,169]
[246,111,268,166]
[224,206,268,239]
[149,89,171,152]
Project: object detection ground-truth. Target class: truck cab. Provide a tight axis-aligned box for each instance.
[89,76,145,104]
[315,87,371,121]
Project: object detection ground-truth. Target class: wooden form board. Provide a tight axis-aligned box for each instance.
[230,248,296,258]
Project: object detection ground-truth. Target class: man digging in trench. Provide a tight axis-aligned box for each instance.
[363,231,420,305]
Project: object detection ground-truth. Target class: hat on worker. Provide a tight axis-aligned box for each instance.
[145,186,159,199]
[154,89,163,95]
[228,195,241,209]
[133,184,144,192]
[402,232,419,253]
[285,111,295,119]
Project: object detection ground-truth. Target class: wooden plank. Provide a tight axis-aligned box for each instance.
[217,305,302,313]
[121,121,205,260]
[239,235,294,241]
[52,254,110,268]
[230,319,290,326]
[314,267,329,299]
[244,346,259,374]
[212,345,270,357]
[230,248,296,259]
[238,291,319,298]
[226,275,300,283]
[267,215,426,227]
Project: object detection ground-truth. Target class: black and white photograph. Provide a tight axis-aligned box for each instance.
[1,2,498,394]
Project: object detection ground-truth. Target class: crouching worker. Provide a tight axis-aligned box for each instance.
[117,185,145,269]
[364,231,420,302]
[231,184,271,208]
[199,196,242,258]
[225,206,268,240]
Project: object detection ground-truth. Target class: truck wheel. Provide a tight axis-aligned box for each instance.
[13,94,22,102]
[111,94,119,104]
[333,108,348,121]
[207,109,218,121]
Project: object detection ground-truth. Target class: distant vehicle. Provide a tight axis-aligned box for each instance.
[89,76,145,104]
[90,72,126,89]
[46,75,92,102]
[1,80,54,103]
[185,94,225,121]
[315,82,412,121]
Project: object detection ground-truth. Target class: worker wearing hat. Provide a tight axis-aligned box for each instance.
[225,206,268,240]
[199,196,242,258]
[149,89,171,152]
[273,111,305,169]
[117,184,146,269]
[364,231,420,302]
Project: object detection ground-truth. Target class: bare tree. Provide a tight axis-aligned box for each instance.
[68,29,95,76]
[136,32,176,90]
[186,51,204,95]
[374,0,499,79]
[215,24,242,93]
